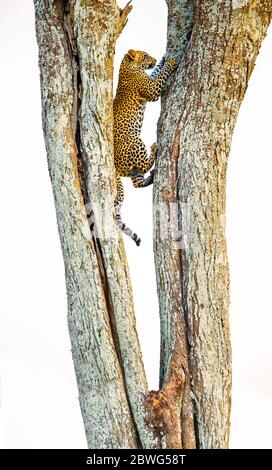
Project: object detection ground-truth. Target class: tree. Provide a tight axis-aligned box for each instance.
[33,0,272,449]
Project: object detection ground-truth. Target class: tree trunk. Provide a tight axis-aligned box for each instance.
[34,0,150,449]
[34,0,271,449]
[154,0,272,449]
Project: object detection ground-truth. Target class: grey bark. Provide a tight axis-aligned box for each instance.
[34,0,271,449]
[34,0,140,449]
[154,0,272,448]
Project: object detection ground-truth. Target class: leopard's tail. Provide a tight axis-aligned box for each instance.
[87,206,141,246]
[115,204,141,246]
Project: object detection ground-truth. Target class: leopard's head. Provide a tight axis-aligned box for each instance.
[125,49,156,70]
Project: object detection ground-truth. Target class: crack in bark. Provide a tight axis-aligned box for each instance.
[63,2,89,210]
[63,0,134,397]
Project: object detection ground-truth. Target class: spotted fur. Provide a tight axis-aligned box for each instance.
[113,49,177,245]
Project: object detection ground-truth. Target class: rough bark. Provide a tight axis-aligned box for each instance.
[34,0,141,449]
[154,0,272,449]
[65,0,156,449]
[34,0,271,449]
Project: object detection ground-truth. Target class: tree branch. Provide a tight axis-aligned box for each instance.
[117,0,133,38]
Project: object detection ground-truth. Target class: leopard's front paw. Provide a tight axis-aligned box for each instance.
[167,58,178,71]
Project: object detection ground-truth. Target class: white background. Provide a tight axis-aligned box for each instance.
[0,0,271,449]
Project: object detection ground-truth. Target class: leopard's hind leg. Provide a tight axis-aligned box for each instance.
[114,174,124,207]
[129,141,158,188]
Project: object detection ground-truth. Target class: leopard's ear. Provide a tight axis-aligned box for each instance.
[127,49,137,60]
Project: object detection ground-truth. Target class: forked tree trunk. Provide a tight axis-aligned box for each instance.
[34,0,271,449]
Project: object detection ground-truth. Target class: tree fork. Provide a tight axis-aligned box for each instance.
[34,0,272,449]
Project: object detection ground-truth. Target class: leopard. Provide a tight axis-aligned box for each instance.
[113,49,177,245]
